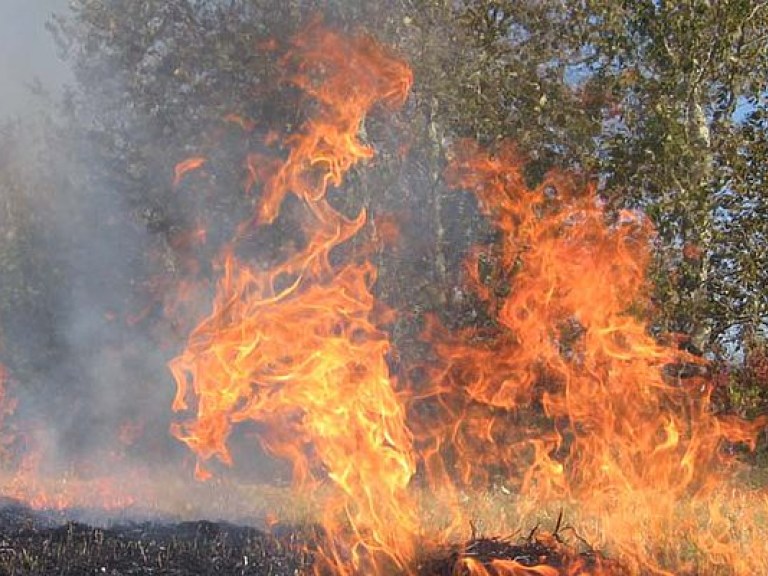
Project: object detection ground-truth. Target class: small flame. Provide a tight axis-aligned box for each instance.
[173,156,207,187]
[223,113,256,132]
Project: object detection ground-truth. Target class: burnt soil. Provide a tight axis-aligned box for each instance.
[0,499,313,575]
[0,500,621,575]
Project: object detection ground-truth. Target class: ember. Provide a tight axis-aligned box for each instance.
[418,536,622,576]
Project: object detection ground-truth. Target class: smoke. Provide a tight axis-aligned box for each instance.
[0,0,190,504]
[0,0,71,118]
[0,1,474,519]
[0,0,313,515]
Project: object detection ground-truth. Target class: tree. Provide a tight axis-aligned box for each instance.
[431,1,768,356]
[25,0,767,406]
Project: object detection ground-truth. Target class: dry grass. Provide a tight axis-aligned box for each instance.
[1,468,768,574]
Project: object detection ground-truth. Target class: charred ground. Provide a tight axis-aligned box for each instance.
[0,501,626,576]
[0,500,312,575]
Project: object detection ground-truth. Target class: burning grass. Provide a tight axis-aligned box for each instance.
[418,535,622,576]
[0,498,620,576]
[138,23,768,575]
[1,481,768,574]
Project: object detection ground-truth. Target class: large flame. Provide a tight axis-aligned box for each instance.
[169,24,418,573]
[418,140,761,501]
[409,141,767,574]
[169,25,768,576]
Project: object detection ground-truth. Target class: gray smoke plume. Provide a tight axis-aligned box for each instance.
[0,1,292,519]
[0,1,191,510]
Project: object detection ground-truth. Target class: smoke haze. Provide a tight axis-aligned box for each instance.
[0,0,190,510]
[0,0,71,118]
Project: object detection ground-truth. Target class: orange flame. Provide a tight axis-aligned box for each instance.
[169,26,768,576]
[223,113,256,132]
[408,141,767,574]
[173,156,207,187]
[0,365,145,512]
[170,24,417,573]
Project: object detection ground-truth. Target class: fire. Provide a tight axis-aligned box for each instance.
[420,141,742,504]
[169,24,418,573]
[173,156,207,187]
[0,364,145,513]
[168,24,768,576]
[2,19,761,576]
[409,141,767,574]
[223,113,256,133]
[5,450,140,512]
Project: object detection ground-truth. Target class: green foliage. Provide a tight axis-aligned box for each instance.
[579,1,768,349]
[721,336,768,419]
[417,1,768,354]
